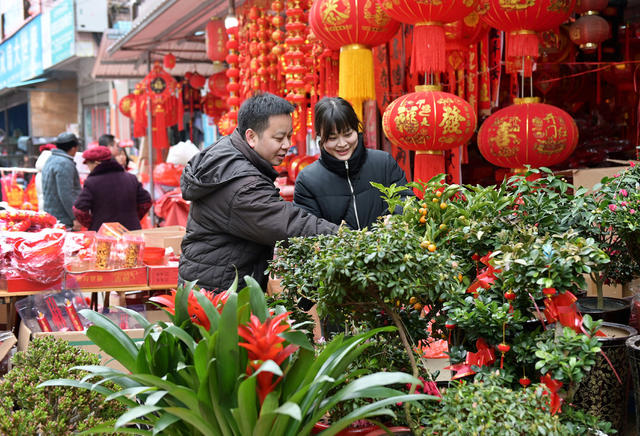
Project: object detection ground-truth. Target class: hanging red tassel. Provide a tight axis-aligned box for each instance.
[411,23,446,74]
[506,31,539,59]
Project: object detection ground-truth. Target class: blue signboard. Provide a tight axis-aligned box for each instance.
[0,15,43,90]
[48,0,74,67]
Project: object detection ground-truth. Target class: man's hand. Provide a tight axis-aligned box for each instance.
[72,220,82,231]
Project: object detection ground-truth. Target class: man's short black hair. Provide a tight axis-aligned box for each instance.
[237,93,295,140]
[98,134,116,147]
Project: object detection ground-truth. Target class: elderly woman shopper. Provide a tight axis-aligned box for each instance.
[73,146,151,231]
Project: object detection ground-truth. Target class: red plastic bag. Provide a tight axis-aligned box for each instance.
[154,188,190,227]
[151,163,184,187]
[9,229,66,284]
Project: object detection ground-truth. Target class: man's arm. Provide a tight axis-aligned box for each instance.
[228,177,338,246]
[55,164,79,223]
[293,174,323,218]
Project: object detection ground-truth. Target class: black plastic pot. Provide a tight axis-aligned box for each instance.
[626,335,640,435]
[577,297,631,325]
[573,322,637,433]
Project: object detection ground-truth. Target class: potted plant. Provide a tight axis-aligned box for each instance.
[42,278,432,435]
[0,336,125,435]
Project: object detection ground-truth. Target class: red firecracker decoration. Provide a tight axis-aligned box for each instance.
[310,0,400,119]
[220,26,239,135]
[206,19,226,62]
[382,0,476,75]
[163,53,176,70]
[477,97,578,170]
[382,85,476,190]
[478,0,576,71]
[568,14,610,52]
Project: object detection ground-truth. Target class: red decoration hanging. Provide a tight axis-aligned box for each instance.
[477,97,579,170]
[205,19,227,62]
[208,72,228,98]
[310,0,400,119]
[219,26,239,134]
[568,14,611,53]
[382,85,476,190]
[142,62,178,161]
[189,72,206,89]
[479,0,576,60]
[118,94,135,118]
[575,0,608,14]
[381,0,476,75]
[163,53,176,70]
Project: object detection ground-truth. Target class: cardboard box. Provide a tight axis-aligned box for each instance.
[128,226,185,255]
[0,277,63,293]
[17,310,169,372]
[64,267,148,289]
[571,161,639,192]
[148,261,179,287]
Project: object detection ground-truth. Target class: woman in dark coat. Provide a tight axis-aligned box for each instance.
[73,146,151,231]
[294,97,412,230]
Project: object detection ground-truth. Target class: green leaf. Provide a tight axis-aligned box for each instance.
[280,330,314,351]
[153,413,181,435]
[194,290,222,332]
[163,407,220,436]
[174,281,193,326]
[165,325,196,355]
[234,375,258,435]
[112,305,152,329]
[273,401,302,421]
[78,422,153,435]
[215,291,239,408]
[115,405,162,428]
[194,340,210,382]
[249,277,269,322]
[80,310,139,371]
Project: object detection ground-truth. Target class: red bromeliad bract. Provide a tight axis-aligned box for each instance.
[150,289,229,331]
[238,312,299,404]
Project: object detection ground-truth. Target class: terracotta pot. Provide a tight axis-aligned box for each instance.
[311,422,379,435]
[573,322,637,433]
[625,334,640,434]
[577,297,631,325]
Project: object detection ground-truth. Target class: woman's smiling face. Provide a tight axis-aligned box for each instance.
[321,128,358,161]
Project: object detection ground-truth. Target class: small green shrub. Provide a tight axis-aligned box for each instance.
[0,336,125,436]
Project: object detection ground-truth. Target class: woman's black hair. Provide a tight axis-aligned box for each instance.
[314,97,362,146]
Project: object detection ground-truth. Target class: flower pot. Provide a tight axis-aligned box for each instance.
[365,427,412,436]
[626,334,640,435]
[573,322,637,433]
[312,422,380,435]
[576,296,631,325]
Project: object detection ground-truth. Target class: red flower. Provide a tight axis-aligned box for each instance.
[238,312,299,404]
[150,289,229,331]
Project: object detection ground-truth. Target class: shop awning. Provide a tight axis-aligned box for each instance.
[92,0,231,80]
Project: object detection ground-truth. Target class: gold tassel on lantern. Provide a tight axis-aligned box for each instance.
[338,44,375,121]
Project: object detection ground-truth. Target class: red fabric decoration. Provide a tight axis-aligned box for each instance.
[541,374,563,415]
[205,19,226,62]
[445,338,496,379]
[381,0,476,74]
[477,97,578,170]
[382,85,476,190]
[142,62,178,160]
[189,73,206,90]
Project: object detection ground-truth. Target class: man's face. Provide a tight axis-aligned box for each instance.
[245,114,293,166]
[108,143,119,157]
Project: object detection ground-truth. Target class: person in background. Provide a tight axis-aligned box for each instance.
[35,143,56,211]
[42,133,82,230]
[114,146,131,170]
[294,97,411,230]
[98,134,119,157]
[73,146,151,231]
[179,92,338,292]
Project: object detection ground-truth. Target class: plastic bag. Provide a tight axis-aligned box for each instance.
[166,140,199,166]
[152,163,184,187]
[16,290,90,332]
[9,229,66,284]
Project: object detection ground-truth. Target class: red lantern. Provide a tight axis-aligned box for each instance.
[163,53,176,70]
[189,73,206,90]
[309,0,400,118]
[444,12,490,52]
[205,19,226,62]
[208,72,228,98]
[575,0,608,14]
[382,85,477,186]
[381,0,476,74]
[119,94,135,118]
[479,0,576,60]
[568,14,610,52]
[477,97,578,169]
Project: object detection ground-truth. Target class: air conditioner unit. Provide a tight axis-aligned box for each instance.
[76,0,108,32]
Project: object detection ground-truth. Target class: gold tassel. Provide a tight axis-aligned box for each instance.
[339,44,375,122]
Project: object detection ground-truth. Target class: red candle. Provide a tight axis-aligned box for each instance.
[36,311,52,332]
[64,299,84,331]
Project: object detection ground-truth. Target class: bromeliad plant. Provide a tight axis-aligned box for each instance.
[41,277,431,436]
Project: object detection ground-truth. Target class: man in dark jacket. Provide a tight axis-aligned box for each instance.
[179,93,338,291]
[42,132,82,229]
[73,146,152,231]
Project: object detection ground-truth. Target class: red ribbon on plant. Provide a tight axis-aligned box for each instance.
[543,290,583,333]
[445,337,496,379]
[541,374,563,415]
[238,312,299,404]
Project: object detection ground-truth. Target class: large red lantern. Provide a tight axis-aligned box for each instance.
[163,53,176,70]
[568,14,610,52]
[381,0,476,74]
[477,97,578,169]
[444,12,490,52]
[205,19,226,63]
[382,85,477,186]
[208,72,228,98]
[575,0,608,14]
[479,0,576,61]
[310,0,400,119]
[119,94,135,118]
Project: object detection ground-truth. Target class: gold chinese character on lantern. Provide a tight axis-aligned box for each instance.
[489,116,521,157]
[322,0,350,26]
[499,0,535,10]
[532,114,568,155]
[548,0,571,13]
[438,105,465,142]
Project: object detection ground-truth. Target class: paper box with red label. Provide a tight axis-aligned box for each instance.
[65,266,148,289]
[148,261,179,287]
